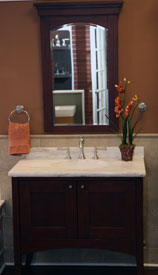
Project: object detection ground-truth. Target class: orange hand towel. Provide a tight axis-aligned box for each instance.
[8,122,31,155]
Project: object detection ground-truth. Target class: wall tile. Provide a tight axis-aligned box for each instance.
[4,247,13,264]
[0,218,4,252]
[39,136,79,147]
[0,171,12,217]
[0,139,22,172]
[0,252,4,271]
[3,217,13,249]
[144,248,158,264]
[30,137,41,147]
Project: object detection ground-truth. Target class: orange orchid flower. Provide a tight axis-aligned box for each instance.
[115,96,121,105]
[115,81,125,93]
[115,107,124,118]
[114,96,124,118]
[124,101,133,119]
[112,77,146,146]
[132,94,139,101]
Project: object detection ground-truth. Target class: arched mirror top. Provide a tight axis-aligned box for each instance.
[34,1,123,134]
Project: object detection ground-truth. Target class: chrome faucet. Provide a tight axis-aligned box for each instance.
[65,147,71,159]
[78,137,86,159]
[92,147,107,160]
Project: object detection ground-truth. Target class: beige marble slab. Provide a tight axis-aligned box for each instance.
[8,147,146,178]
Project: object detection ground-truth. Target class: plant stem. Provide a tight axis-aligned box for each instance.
[128,118,133,145]
[122,117,128,145]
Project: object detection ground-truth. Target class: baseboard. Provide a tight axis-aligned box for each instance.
[144,263,158,267]
[2,264,158,275]
[5,262,158,267]
[6,262,136,267]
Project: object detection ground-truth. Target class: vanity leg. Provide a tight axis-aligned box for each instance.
[12,178,22,275]
[136,247,144,275]
[25,253,34,269]
[14,249,22,275]
[136,179,144,275]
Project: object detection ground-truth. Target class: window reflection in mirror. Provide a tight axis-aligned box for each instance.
[50,23,109,126]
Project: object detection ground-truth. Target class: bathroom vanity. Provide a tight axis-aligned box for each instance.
[9,147,146,275]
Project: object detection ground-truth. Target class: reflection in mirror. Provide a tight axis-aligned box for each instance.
[50,23,109,126]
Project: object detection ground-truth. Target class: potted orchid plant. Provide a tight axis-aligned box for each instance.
[110,77,146,160]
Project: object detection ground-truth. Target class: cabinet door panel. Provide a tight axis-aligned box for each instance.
[77,179,136,239]
[19,178,77,242]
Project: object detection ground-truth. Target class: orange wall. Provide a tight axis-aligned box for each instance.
[0,0,157,134]
[0,1,43,134]
[118,0,158,133]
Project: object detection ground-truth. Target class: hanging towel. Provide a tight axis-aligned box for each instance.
[8,122,31,155]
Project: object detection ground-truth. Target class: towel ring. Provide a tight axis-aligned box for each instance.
[8,105,30,123]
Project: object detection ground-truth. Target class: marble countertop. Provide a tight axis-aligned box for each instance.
[8,147,146,178]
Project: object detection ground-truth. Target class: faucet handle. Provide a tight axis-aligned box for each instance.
[92,147,107,160]
[79,136,84,148]
[57,147,72,159]
[78,137,86,159]
[92,147,99,160]
[65,147,71,159]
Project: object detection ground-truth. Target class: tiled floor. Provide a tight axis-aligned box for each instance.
[2,266,136,275]
[2,266,156,275]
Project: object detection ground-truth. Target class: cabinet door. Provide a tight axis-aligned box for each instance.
[19,178,77,242]
[77,178,136,239]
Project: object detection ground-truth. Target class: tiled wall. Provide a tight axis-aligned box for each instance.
[0,134,158,265]
[0,201,5,272]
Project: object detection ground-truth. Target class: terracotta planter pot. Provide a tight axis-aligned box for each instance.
[119,145,135,161]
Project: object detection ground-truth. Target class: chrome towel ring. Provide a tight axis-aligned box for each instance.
[8,105,30,123]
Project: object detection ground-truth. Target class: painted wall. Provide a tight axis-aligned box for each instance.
[0,1,43,134]
[0,0,157,134]
[118,0,158,133]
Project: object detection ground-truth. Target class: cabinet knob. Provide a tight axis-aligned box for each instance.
[69,185,72,189]
[81,185,85,189]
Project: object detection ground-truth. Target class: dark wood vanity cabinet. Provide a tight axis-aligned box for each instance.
[19,178,77,241]
[12,177,143,275]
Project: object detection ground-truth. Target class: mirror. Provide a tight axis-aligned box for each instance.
[34,1,123,134]
[51,23,109,126]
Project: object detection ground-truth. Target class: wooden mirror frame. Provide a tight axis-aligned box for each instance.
[34,1,123,134]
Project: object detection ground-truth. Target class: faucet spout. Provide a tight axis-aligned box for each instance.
[78,137,86,159]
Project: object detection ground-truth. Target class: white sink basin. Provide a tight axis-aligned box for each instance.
[49,159,108,171]
[24,147,108,160]
[55,105,76,117]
